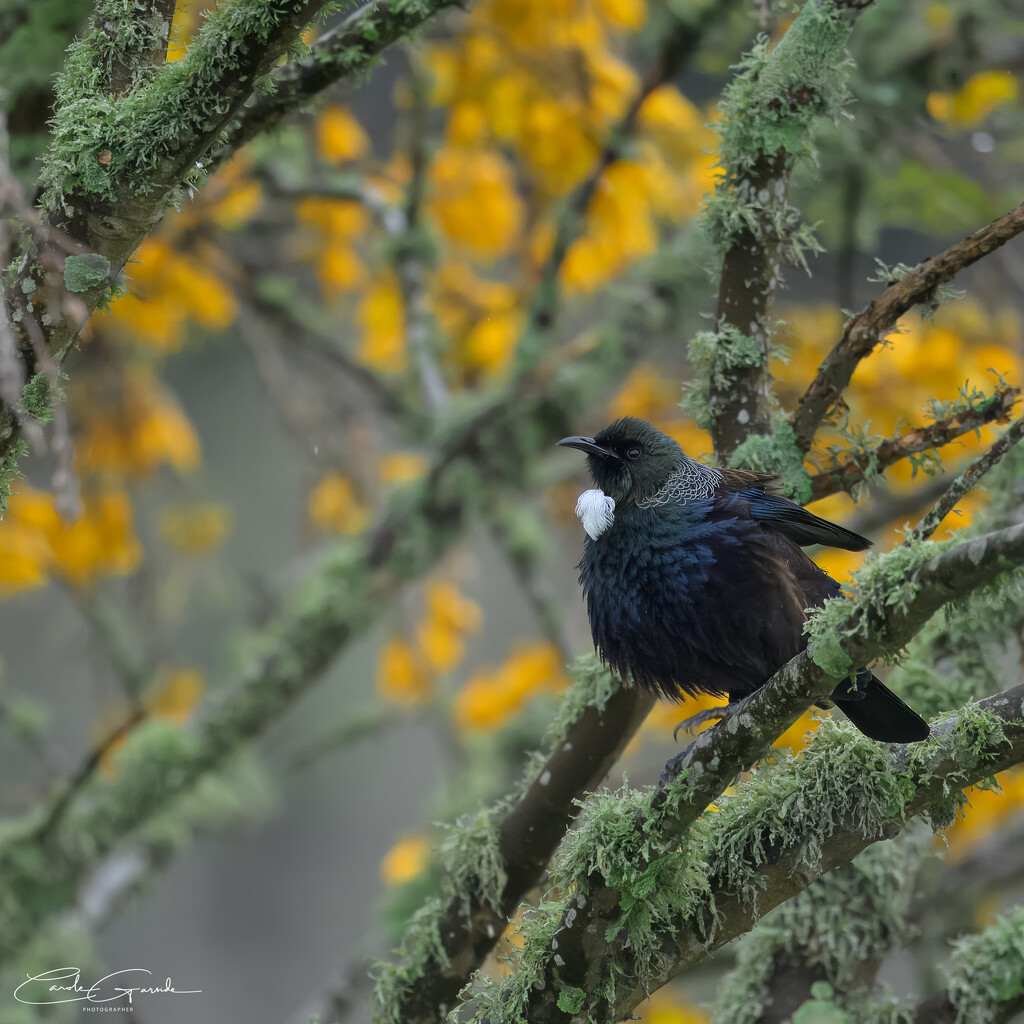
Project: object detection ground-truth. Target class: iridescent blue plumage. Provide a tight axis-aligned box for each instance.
[559,417,929,744]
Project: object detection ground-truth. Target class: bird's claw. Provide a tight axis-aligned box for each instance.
[672,705,730,741]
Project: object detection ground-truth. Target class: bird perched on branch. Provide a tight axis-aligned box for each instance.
[558,417,929,744]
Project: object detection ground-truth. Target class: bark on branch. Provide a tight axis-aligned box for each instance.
[790,201,1024,454]
[806,385,1019,502]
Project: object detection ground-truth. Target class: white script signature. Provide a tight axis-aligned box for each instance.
[15,967,201,1005]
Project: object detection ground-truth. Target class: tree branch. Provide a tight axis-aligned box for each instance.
[806,385,1019,502]
[910,411,1024,542]
[707,0,869,460]
[790,201,1024,454]
[380,672,655,1024]
[220,0,464,161]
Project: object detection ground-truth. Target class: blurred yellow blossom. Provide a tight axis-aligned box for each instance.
[380,453,429,484]
[295,197,369,297]
[0,486,142,592]
[927,70,1019,127]
[417,581,482,673]
[317,105,370,163]
[107,239,237,352]
[378,636,434,705]
[308,472,371,535]
[159,502,232,555]
[453,642,567,732]
[146,667,205,723]
[74,369,200,477]
[380,833,432,885]
[945,768,1024,862]
[430,149,523,258]
[358,273,406,371]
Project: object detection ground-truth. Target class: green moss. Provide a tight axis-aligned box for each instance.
[556,986,586,1014]
[713,831,930,1024]
[63,252,111,293]
[705,0,853,254]
[946,907,1024,1024]
[0,434,28,516]
[437,806,507,914]
[804,534,949,678]
[682,325,771,431]
[510,719,920,1019]
[730,422,813,502]
[372,898,449,1024]
[546,654,619,746]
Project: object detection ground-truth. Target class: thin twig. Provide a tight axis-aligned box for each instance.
[807,386,1019,501]
[909,413,1024,542]
[790,202,1024,454]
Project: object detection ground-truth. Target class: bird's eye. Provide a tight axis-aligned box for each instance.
[626,446,642,460]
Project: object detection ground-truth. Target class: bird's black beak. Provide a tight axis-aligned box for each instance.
[557,436,621,460]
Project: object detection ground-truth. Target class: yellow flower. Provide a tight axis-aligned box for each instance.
[378,636,433,705]
[380,834,432,885]
[453,642,567,732]
[48,490,143,586]
[417,581,482,673]
[607,363,679,421]
[146,668,205,723]
[159,502,232,555]
[379,453,429,484]
[107,239,237,352]
[308,472,371,535]
[76,368,200,477]
[357,274,406,371]
[594,0,647,29]
[464,310,521,376]
[429,148,523,258]
[927,71,1019,127]
[0,514,51,594]
[946,768,1024,861]
[519,98,599,195]
[317,105,370,163]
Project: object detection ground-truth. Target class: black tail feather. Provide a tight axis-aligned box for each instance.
[835,674,930,744]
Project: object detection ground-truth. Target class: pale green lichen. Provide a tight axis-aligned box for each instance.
[712,831,931,1024]
[945,907,1024,1024]
[730,422,813,502]
[682,325,772,431]
[437,806,507,914]
[372,898,449,1024]
[705,0,853,254]
[546,654,620,746]
[804,534,950,678]
[488,718,920,1022]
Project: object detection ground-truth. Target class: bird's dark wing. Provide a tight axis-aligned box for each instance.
[738,487,871,552]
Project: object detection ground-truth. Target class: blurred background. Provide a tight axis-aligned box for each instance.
[2,0,1024,1021]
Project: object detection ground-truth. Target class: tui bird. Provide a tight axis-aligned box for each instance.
[558,417,929,744]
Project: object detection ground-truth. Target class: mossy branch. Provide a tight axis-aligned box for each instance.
[481,678,1024,1024]
[477,522,1024,1023]
[790,201,1024,454]
[373,660,655,1024]
[704,0,866,461]
[218,0,465,162]
[807,385,1020,501]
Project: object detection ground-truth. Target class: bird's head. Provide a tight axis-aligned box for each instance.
[558,417,683,504]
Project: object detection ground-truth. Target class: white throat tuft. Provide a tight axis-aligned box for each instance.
[575,488,616,540]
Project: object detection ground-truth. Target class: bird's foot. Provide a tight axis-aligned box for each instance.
[672,705,732,742]
[660,700,747,790]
